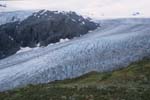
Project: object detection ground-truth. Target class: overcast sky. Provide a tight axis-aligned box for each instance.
[0,0,150,19]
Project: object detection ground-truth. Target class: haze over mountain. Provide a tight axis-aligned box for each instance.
[0,0,150,19]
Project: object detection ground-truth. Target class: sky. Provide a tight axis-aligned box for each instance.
[0,0,150,19]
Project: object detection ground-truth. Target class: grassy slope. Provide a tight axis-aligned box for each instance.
[0,58,150,100]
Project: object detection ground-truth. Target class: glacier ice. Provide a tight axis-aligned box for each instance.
[0,10,34,25]
[0,18,150,91]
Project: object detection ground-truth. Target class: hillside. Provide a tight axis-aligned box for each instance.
[0,58,150,100]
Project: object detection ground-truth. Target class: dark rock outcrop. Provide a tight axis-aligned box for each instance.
[0,10,99,59]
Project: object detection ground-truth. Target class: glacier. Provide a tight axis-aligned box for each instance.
[0,18,150,91]
[0,10,34,25]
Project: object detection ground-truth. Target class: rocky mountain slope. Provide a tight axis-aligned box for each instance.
[0,10,99,59]
[0,18,149,91]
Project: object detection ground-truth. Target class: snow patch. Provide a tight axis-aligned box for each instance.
[16,39,70,54]
[33,13,37,17]
[71,19,76,22]
[81,21,85,25]
[8,36,14,41]
[36,43,40,47]
[39,10,47,15]
[16,46,40,54]
[59,38,69,43]
[16,47,32,54]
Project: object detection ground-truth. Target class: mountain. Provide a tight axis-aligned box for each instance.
[0,58,150,100]
[0,18,150,91]
[0,10,99,59]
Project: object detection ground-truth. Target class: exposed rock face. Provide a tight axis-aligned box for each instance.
[0,10,99,59]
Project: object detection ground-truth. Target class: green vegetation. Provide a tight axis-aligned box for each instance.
[0,58,150,100]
